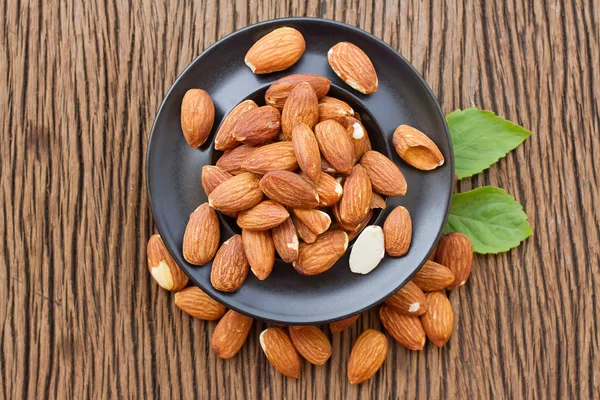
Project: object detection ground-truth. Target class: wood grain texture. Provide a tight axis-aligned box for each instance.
[1,0,599,398]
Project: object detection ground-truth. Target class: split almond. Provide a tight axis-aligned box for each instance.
[420,291,454,347]
[383,206,412,256]
[265,74,331,109]
[216,144,257,175]
[237,200,289,230]
[360,150,407,197]
[370,192,386,209]
[436,232,473,288]
[291,214,317,244]
[339,164,372,226]
[241,141,298,175]
[328,42,378,95]
[201,165,233,196]
[233,106,281,145]
[289,326,332,365]
[292,123,321,182]
[292,208,331,235]
[347,329,387,384]
[293,230,348,275]
[392,125,444,170]
[260,327,302,378]
[211,310,254,359]
[210,234,249,293]
[271,217,299,263]
[174,286,226,320]
[412,260,456,292]
[315,120,355,175]
[182,203,220,266]
[242,229,275,280]
[259,170,319,209]
[318,96,354,122]
[349,225,384,274]
[208,172,263,213]
[245,27,305,74]
[385,281,428,316]
[180,89,215,148]
[214,100,258,151]
[329,314,360,334]
[147,234,188,291]
[379,304,426,350]
[281,82,319,140]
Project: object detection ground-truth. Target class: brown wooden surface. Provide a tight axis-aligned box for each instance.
[2,0,599,399]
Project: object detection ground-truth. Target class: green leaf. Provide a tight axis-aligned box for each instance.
[443,187,532,254]
[446,108,532,179]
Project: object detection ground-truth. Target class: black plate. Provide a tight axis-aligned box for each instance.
[146,18,453,325]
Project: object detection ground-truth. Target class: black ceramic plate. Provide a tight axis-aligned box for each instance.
[147,18,453,325]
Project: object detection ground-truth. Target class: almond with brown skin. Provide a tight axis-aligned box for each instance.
[214,100,258,151]
[237,200,289,231]
[241,141,298,175]
[260,327,302,378]
[392,125,445,170]
[379,304,426,351]
[347,329,387,384]
[281,82,319,140]
[210,234,249,293]
[208,172,263,213]
[272,217,299,262]
[211,310,254,359]
[245,27,305,74]
[360,150,407,197]
[201,165,233,195]
[293,230,348,275]
[436,232,473,288]
[292,208,331,235]
[259,170,320,209]
[182,203,220,266]
[315,120,355,175]
[147,234,188,291]
[291,214,317,244]
[321,158,338,174]
[289,326,332,365]
[328,42,378,95]
[334,115,372,161]
[332,201,359,232]
[265,74,331,109]
[292,123,321,182]
[329,314,360,334]
[383,206,412,256]
[412,260,456,292]
[233,106,281,145]
[370,192,386,209]
[308,171,343,207]
[318,96,354,122]
[174,286,226,320]
[385,281,428,316]
[421,291,454,347]
[242,229,275,280]
[180,89,215,148]
[216,144,257,175]
[339,164,372,226]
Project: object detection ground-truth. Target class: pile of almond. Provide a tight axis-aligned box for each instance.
[147,26,463,384]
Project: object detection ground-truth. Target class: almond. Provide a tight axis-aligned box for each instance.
[211,310,254,359]
[271,217,299,263]
[292,209,331,235]
[216,144,257,175]
[208,172,263,213]
[385,281,428,316]
[328,42,378,95]
[241,141,298,175]
[242,229,275,280]
[292,123,321,182]
[265,74,331,109]
[392,125,445,170]
[259,170,319,209]
[360,150,407,196]
[260,327,302,378]
[281,82,319,140]
[321,158,338,174]
[346,209,373,241]
[420,291,454,347]
[147,234,188,291]
[435,232,473,288]
[291,214,317,244]
[412,260,456,292]
[315,120,355,175]
[370,192,386,209]
[379,304,426,350]
[383,206,412,256]
[349,225,384,274]
[244,27,305,74]
[329,314,360,334]
[293,230,348,275]
[233,106,281,145]
[237,200,289,231]
[289,326,332,365]
[201,165,233,196]
[334,115,372,161]
[299,171,342,207]
[339,164,372,226]
[210,234,249,293]
[347,329,387,384]
[318,96,354,122]
[214,100,258,151]
[331,201,359,232]
[180,89,215,148]
[174,286,226,320]
[182,203,220,266]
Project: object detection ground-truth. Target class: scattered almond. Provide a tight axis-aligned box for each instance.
[334,115,372,161]
[259,170,320,209]
[349,225,384,274]
[233,106,281,145]
[182,203,220,266]
[174,286,226,320]
[347,329,387,384]
[383,206,412,256]
[328,42,378,95]
[436,232,473,288]
[339,164,372,226]
[260,327,302,378]
[300,171,343,207]
[147,234,188,291]
[180,89,215,148]
[360,150,407,197]
[214,100,258,151]
[292,208,331,235]
[265,74,331,109]
[384,281,428,316]
[329,315,360,334]
[392,125,444,170]
[420,291,453,347]
[216,144,257,175]
[242,229,275,280]
[245,27,305,74]
[241,141,298,175]
[315,120,355,175]
[289,326,332,365]
[291,214,317,244]
[293,230,348,275]
[292,123,321,182]
[210,235,249,293]
[379,304,426,350]
[271,217,299,263]
[318,96,354,121]
[208,172,263,213]
[281,82,319,140]
[211,310,254,359]
[201,165,233,195]
[412,260,456,292]
[237,200,289,230]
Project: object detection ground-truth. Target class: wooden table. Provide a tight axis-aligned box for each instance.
[2,1,599,398]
